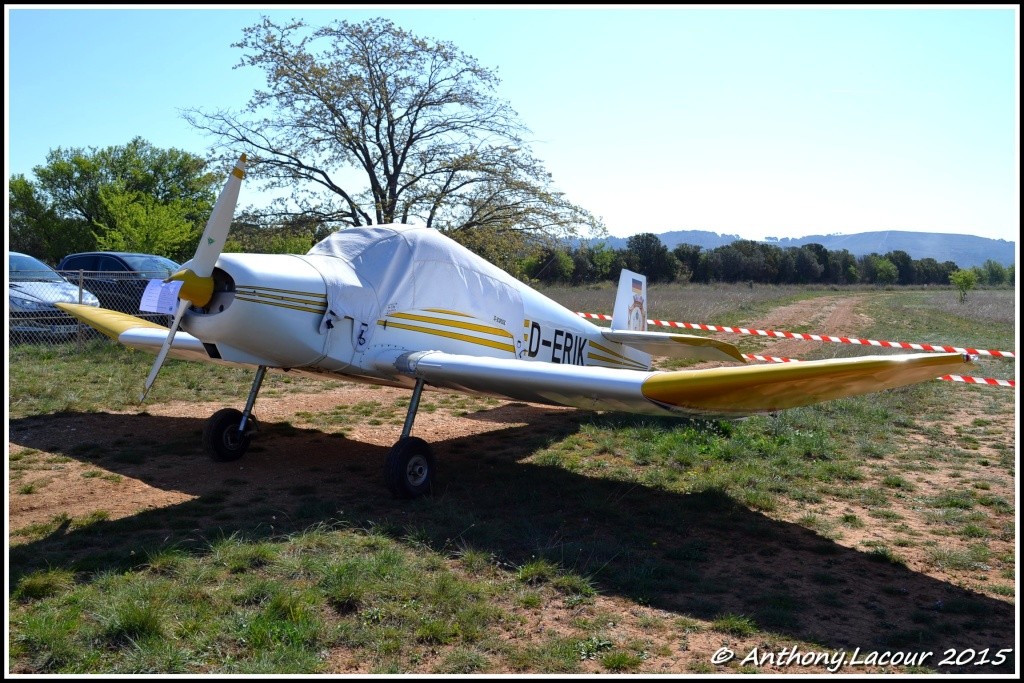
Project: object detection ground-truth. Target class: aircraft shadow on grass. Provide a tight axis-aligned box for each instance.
[8,407,1015,674]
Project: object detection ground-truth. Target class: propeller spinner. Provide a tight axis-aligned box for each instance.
[140,154,247,401]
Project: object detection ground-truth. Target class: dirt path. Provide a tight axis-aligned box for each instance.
[724,294,873,360]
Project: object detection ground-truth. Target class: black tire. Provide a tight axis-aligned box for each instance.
[203,408,256,462]
[384,436,435,499]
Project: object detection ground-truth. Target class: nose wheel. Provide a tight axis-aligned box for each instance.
[384,436,435,498]
[202,365,266,463]
[203,407,257,461]
[384,378,436,498]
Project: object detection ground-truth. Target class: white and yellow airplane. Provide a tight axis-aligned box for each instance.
[58,155,975,498]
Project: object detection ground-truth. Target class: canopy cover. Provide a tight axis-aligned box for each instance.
[304,224,525,352]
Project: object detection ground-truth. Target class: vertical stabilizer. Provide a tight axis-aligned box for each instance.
[611,270,647,331]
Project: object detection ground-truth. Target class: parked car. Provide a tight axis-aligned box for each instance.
[58,251,180,315]
[9,252,100,341]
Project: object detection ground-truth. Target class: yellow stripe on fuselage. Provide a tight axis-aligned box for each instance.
[235,295,328,315]
[378,319,516,354]
[589,340,649,369]
[586,351,644,369]
[387,311,512,339]
[235,285,327,315]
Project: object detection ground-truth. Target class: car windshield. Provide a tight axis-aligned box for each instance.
[9,253,66,282]
[120,254,180,277]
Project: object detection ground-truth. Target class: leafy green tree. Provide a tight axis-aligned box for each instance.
[8,175,91,263]
[884,249,916,285]
[793,246,825,284]
[224,212,333,254]
[568,241,616,285]
[978,259,1008,286]
[774,249,797,284]
[624,233,678,283]
[522,247,574,284]
[9,138,218,262]
[825,248,858,284]
[587,242,618,282]
[874,258,899,285]
[672,243,702,283]
[185,16,603,255]
[949,269,978,303]
[447,225,538,277]
[93,185,196,258]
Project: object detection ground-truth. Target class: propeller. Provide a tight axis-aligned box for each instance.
[140,154,247,401]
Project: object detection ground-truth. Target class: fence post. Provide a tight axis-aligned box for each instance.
[76,270,84,350]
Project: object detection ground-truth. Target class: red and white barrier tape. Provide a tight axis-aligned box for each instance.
[575,312,1016,359]
[938,375,1015,387]
[737,353,1016,387]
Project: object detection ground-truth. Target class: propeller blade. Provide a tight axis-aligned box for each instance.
[140,298,190,402]
[190,154,247,277]
[139,154,247,402]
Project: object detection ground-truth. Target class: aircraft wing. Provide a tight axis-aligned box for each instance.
[378,349,975,419]
[56,303,214,364]
[601,329,746,362]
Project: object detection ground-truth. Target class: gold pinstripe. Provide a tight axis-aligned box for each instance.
[590,340,638,362]
[590,341,648,369]
[236,291,327,306]
[586,351,646,369]
[235,295,327,315]
[236,285,326,299]
[377,319,516,353]
[234,285,327,315]
[388,311,512,338]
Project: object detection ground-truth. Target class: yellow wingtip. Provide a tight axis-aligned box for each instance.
[641,353,974,416]
[55,303,168,341]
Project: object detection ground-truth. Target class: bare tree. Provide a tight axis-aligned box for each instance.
[184,16,602,258]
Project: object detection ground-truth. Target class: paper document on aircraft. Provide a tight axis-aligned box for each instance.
[140,279,184,314]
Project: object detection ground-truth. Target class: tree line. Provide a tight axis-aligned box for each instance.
[9,138,1013,292]
[522,233,1014,287]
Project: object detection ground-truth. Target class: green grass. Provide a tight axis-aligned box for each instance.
[7,287,1016,674]
[8,339,343,419]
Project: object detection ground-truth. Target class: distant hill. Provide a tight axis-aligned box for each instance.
[589,230,1015,269]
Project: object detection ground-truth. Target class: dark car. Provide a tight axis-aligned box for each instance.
[58,251,180,315]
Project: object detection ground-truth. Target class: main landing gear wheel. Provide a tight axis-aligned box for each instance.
[385,436,435,499]
[203,408,257,462]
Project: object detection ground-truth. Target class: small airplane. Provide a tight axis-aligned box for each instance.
[58,155,976,498]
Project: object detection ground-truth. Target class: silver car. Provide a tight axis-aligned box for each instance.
[8,252,100,341]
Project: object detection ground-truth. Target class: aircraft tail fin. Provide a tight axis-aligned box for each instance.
[611,269,648,331]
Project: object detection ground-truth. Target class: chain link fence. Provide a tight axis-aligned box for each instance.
[9,270,172,346]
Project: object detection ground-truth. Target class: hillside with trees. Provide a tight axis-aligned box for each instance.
[526,233,1014,288]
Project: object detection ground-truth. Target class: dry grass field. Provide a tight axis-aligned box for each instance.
[7,286,1017,674]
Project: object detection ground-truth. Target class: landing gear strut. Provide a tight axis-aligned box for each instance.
[203,365,266,462]
[384,378,435,498]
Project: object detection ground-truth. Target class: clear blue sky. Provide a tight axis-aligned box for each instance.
[5,4,1019,243]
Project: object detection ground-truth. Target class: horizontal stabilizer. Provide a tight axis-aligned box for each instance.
[602,329,746,363]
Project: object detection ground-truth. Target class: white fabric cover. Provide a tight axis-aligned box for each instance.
[304,224,524,352]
